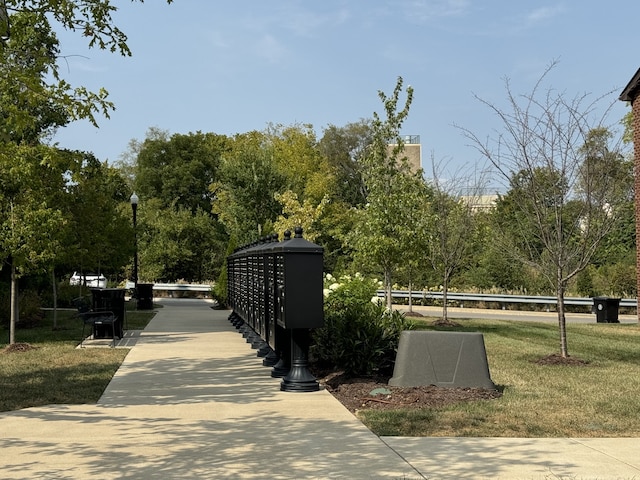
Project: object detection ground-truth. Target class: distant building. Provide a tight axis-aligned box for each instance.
[388,135,422,174]
[460,194,499,212]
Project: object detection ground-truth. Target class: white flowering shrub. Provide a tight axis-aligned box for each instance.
[313,273,414,376]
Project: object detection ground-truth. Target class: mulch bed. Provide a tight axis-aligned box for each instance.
[315,369,502,413]
[1,343,39,354]
[534,353,590,366]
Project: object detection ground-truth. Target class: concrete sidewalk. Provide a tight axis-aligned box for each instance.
[1,299,639,479]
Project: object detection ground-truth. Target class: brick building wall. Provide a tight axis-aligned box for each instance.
[619,68,640,321]
[633,99,640,310]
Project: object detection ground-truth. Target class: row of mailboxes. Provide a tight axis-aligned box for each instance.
[227,227,324,333]
[226,228,324,392]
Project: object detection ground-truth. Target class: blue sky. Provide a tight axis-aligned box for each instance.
[51,1,637,185]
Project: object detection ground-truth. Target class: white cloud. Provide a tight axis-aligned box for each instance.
[400,0,471,23]
[526,5,566,25]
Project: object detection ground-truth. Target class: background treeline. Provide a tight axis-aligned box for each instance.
[3,111,634,326]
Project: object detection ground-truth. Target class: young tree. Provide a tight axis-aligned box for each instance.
[461,64,629,357]
[424,156,487,323]
[351,77,426,309]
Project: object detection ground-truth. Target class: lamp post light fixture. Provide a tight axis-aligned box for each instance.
[130,192,139,290]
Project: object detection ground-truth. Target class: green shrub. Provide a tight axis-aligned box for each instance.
[312,274,414,377]
[212,265,227,307]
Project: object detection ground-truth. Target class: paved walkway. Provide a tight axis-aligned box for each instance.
[0,299,638,479]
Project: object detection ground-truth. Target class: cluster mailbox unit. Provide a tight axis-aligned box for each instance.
[227,227,324,392]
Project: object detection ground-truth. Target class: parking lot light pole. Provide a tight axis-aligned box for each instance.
[130,193,139,292]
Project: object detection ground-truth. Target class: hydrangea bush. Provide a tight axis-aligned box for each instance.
[312,273,414,377]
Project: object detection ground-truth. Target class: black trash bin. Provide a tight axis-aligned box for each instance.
[593,297,621,323]
[136,283,154,310]
[91,288,126,337]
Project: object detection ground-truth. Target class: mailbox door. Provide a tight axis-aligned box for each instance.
[280,253,324,329]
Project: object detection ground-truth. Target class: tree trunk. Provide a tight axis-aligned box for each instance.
[51,268,58,330]
[442,273,449,323]
[408,279,413,313]
[9,258,17,345]
[557,271,568,358]
[384,268,392,310]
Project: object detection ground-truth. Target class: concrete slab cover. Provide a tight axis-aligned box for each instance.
[389,330,496,389]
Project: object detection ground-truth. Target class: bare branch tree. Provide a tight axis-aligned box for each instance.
[459,62,629,357]
[425,154,490,324]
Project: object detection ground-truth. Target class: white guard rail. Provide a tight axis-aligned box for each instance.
[377,290,637,310]
[124,281,212,292]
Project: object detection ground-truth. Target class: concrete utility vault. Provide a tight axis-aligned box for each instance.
[389,331,496,389]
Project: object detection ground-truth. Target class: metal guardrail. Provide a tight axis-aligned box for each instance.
[124,281,212,292]
[377,290,637,309]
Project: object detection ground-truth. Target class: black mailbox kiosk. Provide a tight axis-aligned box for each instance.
[275,227,324,392]
[226,227,325,392]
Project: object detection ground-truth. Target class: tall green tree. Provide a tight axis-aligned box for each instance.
[267,123,336,204]
[462,64,629,358]
[212,131,286,243]
[1,1,172,343]
[135,130,229,213]
[351,77,425,308]
[318,120,373,207]
[63,151,133,276]
[1,11,69,342]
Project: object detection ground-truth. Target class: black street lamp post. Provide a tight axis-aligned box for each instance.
[130,193,139,291]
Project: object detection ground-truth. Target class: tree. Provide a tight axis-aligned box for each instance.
[212,132,286,243]
[63,151,133,275]
[318,120,374,207]
[1,11,69,342]
[273,190,329,243]
[0,1,143,136]
[4,1,172,51]
[127,128,230,282]
[1,1,172,343]
[137,199,227,283]
[424,156,486,323]
[0,143,66,343]
[135,130,229,213]
[267,123,335,205]
[461,64,629,358]
[351,77,425,309]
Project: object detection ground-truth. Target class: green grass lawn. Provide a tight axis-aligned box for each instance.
[0,303,155,412]
[360,318,640,437]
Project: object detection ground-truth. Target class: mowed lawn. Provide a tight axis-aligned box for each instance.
[0,306,155,412]
[360,318,640,437]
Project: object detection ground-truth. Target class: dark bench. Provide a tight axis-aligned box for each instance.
[73,297,118,348]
